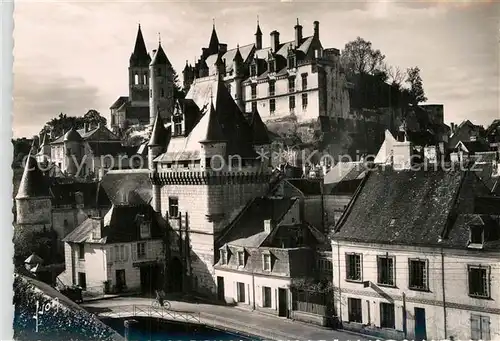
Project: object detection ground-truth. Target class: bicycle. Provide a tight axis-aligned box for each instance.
[152,297,171,310]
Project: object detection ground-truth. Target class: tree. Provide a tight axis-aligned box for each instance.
[83,109,107,127]
[406,66,427,105]
[383,64,407,89]
[341,37,386,76]
[13,227,62,266]
[39,110,107,138]
[173,70,185,100]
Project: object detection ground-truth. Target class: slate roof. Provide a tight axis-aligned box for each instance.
[286,178,322,195]
[86,142,137,157]
[63,204,165,244]
[244,110,271,145]
[456,140,490,154]
[100,169,152,206]
[445,214,500,250]
[51,125,119,144]
[16,154,51,199]
[130,24,151,67]
[110,96,129,110]
[149,112,170,147]
[150,43,171,66]
[324,162,365,185]
[332,167,495,249]
[217,197,297,247]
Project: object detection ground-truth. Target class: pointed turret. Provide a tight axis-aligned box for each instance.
[233,44,243,63]
[130,24,151,67]
[16,141,49,199]
[208,20,220,54]
[150,43,170,66]
[149,109,168,147]
[255,18,263,49]
[199,101,226,143]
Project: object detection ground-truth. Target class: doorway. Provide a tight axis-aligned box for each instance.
[217,276,225,301]
[78,272,86,290]
[414,307,427,341]
[140,265,160,294]
[116,269,126,292]
[278,288,288,317]
[168,257,183,292]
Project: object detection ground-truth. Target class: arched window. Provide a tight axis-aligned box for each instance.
[134,74,139,84]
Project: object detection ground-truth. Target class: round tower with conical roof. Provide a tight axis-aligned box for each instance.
[129,24,152,105]
[149,40,175,126]
[15,143,52,230]
[63,127,84,176]
[148,112,169,213]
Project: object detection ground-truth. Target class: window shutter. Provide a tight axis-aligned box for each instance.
[470,314,480,340]
[123,245,128,261]
[131,243,137,261]
[468,268,474,295]
[480,316,490,340]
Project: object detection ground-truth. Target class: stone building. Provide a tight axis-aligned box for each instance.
[330,139,500,341]
[183,20,350,123]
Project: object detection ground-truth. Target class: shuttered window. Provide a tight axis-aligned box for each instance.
[470,314,490,341]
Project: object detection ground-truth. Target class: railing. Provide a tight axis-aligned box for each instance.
[97,304,201,324]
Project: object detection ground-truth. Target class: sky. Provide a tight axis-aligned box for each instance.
[12,0,500,138]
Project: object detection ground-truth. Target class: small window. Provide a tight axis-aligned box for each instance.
[377,255,395,286]
[237,251,245,267]
[139,222,151,239]
[470,314,491,341]
[288,78,295,93]
[348,298,362,323]
[301,93,308,109]
[346,253,362,281]
[289,96,295,110]
[409,259,428,291]
[269,81,275,96]
[169,197,179,218]
[134,74,139,85]
[301,74,307,90]
[143,74,147,85]
[470,226,484,244]
[137,242,146,259]
[78,243,85,260]
[220,249,227,265]
[269,99,276,114]
[263,253,271,271]
[380,302,395,329]
[251,84,257,99]
[468,266,490,298]
[251,102,257,113]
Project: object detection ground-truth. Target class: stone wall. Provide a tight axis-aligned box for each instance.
[16,198,52,225]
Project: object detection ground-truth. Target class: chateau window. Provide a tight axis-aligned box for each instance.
[250,64,257,77]
[289,96,295,110]
[134,74,139,85]
[301,74,308,90]
[251,84,257,99]
[302,94,308,109]
[380,303,395,329]
[220,249,227,265]
[269,81,275,96]
[471,314,491,341]
[262,253,271,271]
[168,197,179,218]
[346,253,362,281]
[288,78,295,93]
[348,298,362,323]
[409,259,428,291]
[288,55,295,68]
[269,99,276,114]
[377,255,395,286]
[78,243,85,260]
[268,61,275,73]
[174,122,182,136]
[137,242,146,259]
[251,102,257,113]
[468,265,490,298]
[237,251,245,267]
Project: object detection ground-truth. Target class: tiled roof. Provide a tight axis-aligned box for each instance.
[63,204,165,244]
[16,154,50,199]
[332,167,493,248]
[100,170,152,206]
[218,197,297,247]
[110,96,129,110]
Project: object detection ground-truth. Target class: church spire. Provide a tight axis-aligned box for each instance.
[130,24,151,67]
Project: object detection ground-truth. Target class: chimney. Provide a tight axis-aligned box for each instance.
[294,19,303,47]
[264,219,272,233]
[270,31,280,52]
[313,21,319,39]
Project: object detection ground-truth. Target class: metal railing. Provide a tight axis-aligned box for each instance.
[97,304,201,324]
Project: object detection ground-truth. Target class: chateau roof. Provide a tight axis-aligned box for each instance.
[63,127,83,142]
[244,109,271,145]
[16,149,50,199]
[208,24,220,52]
[150,43,171,66]
[197,102,226,143]
[130,24,151,67]
[51,124,120,144]
[332,167,495,249]
[149,112,169,147]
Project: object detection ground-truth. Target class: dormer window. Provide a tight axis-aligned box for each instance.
[140,221,151,239]
[173,114,183,136]
[268,60,275,73]
[220,247,228,265]
[237,250,245,267]
[251,84,257,99]
[288,78,295,93]
[262,252,272,271]
[287,54,296,69]
[250,64,257,77]
[269,81,275,96]
[469,226,484,246]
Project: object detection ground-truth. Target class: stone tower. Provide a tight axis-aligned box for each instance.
[149,41,175,126]
[15,142,52,231]
[129,24,151,105]
[63,127,84,177]
[148,112,169,213]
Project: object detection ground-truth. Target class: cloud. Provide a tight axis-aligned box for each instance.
[13,72,103,137]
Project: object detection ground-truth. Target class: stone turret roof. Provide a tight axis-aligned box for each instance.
[63,127,83,142]
[16,144,50,199]
[255,23,262,36]
[149,112,169,147]
[198,101,226,143]
[150,43,170,66]
[208,24,220,53]
[130,24,151,67]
